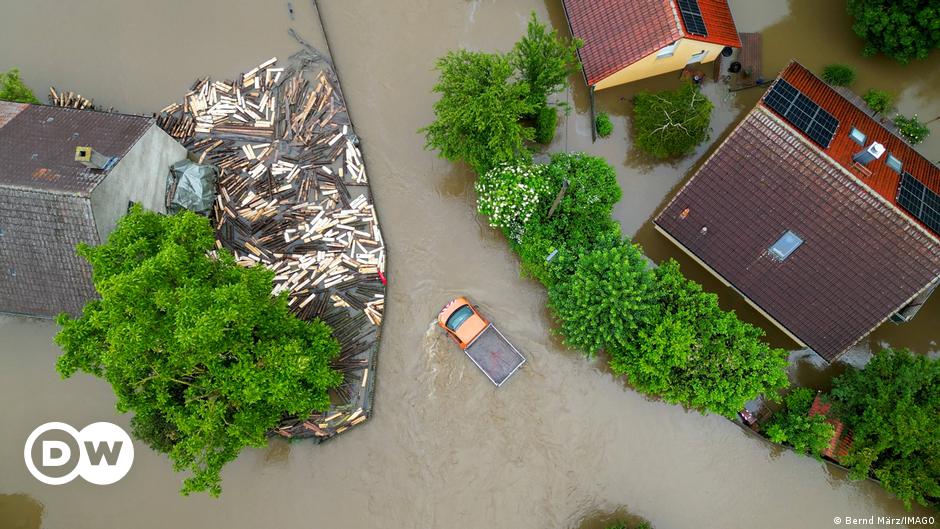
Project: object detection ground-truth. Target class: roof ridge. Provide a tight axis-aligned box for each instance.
[789,62,939,173]
[756,106,940,249]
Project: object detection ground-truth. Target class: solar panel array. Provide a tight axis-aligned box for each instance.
[897,172,940,235]
[677,0,708,36]
[763,79,840,148]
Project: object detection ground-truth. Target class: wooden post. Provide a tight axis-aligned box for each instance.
[589,85,597,143]
[547,179,569,219]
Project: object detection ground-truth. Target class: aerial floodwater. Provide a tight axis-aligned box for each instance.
[0,1,937,528]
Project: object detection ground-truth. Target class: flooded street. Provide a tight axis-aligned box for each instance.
[1,1,938,528]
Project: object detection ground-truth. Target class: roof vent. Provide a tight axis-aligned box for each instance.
[852,141,885,165]
[769,230,803,261]
[75,146,118,171]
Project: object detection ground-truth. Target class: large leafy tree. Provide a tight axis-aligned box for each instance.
[516,152,622,286]
[421,50,534,173]
[764,388,835,457]
[548,241,657,358]
[0,68,41,104]
[609,260,789,417]
[55,206,342,496]
[847,0,940,63]
[511,11,582,108]
[633,82,713,159]
[829,349,939,508]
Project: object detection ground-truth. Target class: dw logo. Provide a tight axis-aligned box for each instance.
[24,422,134,485]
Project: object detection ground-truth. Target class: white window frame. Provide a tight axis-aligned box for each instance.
[686,50,708,64]
[885,153,903,173]
[849,127,866,145]
[656,42,678,59]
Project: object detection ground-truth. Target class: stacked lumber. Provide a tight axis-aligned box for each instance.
[158,52,384,442]
[48,87,96,110]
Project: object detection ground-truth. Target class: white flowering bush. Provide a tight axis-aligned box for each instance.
[475,163,550,243]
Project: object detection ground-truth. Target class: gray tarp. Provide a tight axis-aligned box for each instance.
[166,159,219,214]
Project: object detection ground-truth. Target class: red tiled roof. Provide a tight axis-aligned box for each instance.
[561,0,740,86]
[808,394,853,461]
[763,62,940,235]
[683,0,742,48]
[654,107,940,361]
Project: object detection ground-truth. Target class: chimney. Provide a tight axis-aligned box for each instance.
[852,141,885,165]
[75,146,117,171]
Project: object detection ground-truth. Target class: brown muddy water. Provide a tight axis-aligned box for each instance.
[1,1,938,528]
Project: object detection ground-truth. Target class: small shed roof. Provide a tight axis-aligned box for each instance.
[0,102,152,195]
[561,0,741,86]
[808,393,853,461]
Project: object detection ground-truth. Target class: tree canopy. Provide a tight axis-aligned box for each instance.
[847,0,940,63]
[548,241,657,358]
[633,82,713,159]
[764,388,835,457]
[55,205,342,496]
[609,260,790,418]
[829,349,939,508]
[420,50,534,173]
[515,152,622,286]
[511,11,581,108]
[0,68,41,104]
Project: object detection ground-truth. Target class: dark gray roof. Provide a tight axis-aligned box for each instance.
[0,187,99,317]
[0,102,152,195]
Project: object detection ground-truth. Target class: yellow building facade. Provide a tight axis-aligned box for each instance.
[595,38,726,90]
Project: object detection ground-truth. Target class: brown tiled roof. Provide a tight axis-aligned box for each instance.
[763,62,940,236]
[0,102,152,195]
[562,0,740,86]
[655,108,940,361]
[0,102,154,318]
[0,187,99,317]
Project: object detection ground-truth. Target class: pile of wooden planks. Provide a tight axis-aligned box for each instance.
[48,87,96,110]
[157,52,384,442]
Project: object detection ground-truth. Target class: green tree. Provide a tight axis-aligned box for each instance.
[534,104,558,144]
[609,260,790,418]
[764,388,835,457]
[548,242,657,358]
[862,88,895,116]
[821,64,857,86]
[516,153,622,286]
[633,82,713,159]
[0,68,41,104]
[55,205,342,496]
[846,0,940,63]
[894,113,931,144]
[511,11,582,108]
[421,50,534,173]
[829,349,939,508]
[595,111,614,138]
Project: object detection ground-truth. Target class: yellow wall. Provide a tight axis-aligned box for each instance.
[595,38,726,90]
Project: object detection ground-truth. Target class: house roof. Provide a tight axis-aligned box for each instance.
[654,100,940,361]
[561,0,741,86]
[764,62,940,230]
[0,187,99,317]
[0,102,153,196]
[808,393,853,461]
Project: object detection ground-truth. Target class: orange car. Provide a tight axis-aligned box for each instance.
[438,297,526,387]
[438,297,489,348]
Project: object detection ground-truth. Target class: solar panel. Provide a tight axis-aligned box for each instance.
[763,79,839,148]
[677,0,708,36]
[897,172,940,235]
